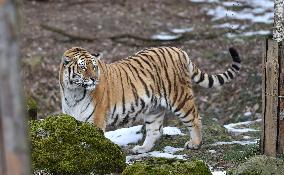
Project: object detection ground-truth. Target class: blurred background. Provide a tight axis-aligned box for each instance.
[20,0,272,124]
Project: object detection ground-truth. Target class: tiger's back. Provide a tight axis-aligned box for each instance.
[60,46,241,154]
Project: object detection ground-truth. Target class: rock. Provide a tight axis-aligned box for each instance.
[29,114,126,175]
[227,155,284,175]
[122,157,212,175]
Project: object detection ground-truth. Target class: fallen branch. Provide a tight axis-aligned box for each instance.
[40,23,234,46]
[40,24,97,42]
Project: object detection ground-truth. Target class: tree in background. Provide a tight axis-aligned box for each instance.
[0,0,30,175]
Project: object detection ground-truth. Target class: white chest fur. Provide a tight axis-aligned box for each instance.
[61,87,95,123]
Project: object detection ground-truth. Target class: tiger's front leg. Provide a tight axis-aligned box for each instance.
[132,110,165,154]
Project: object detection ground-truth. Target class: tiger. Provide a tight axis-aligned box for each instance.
[59,46,241,154]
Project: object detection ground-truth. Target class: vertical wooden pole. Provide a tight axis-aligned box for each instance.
[278,42,284,154]
[261,39,268,154]
[262,39,284,156]
[0,0,30,175]
[262,39,279,157]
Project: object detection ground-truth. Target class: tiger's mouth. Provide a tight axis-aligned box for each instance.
[71,79,99,90]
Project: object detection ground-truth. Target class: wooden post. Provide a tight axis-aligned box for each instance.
[279,42,284,154]
[261,0,284,157]
[261,39,280,157]
[0,1,30,175]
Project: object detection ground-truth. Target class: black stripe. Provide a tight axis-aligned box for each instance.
[145,121,154,124]
[227,70,234,79]
[85,108,95,122]
[127,63,150,97]
[149,49,165,68]
[191,70,199,80]
[208,75,214,88]
[111,104,117,119]
[182,118,194,124]
[81,97,93,113]
[180,106,194,119]
[217,74,225,85]
[196,72,205,84]
[159,48,169,67]
[171,68,178,104]
[118,69,126,114]
[174,95,188,113]
[159,124,163,132]
[121,63,137,81]
[140,99,145,109]
[170,48,187,74]
[232,64,240,71]
[223,72,229,80]
[129,81,139,106]
[72,66,75,78]
[76,88,87,103]
[122,114,129,125]
[132,57,145,69]
[138,54,154,69]
[174,86,185,107]
[112,114,119,126]
[168,47,185,80]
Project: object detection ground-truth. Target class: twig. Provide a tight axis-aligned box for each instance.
[40,24,97,42]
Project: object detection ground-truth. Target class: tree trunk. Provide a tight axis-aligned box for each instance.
[0,1,30,175]
[273,0,284,42]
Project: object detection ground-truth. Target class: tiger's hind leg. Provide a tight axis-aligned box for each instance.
[132,109,165,154]
[174,101,202,149]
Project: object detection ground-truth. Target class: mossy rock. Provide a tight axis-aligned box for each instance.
[122,158,212,175]
[227,155,284,175]
[26,96,37,120]
[30,114,126,175]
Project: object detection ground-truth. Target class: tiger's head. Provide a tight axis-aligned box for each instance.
[60,47,102,91]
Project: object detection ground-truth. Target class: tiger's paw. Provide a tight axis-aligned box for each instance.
[132,145,151,154]
[184,140,201,150]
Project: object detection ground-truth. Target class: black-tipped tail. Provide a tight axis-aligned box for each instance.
[189,47,241,88]
[229,47,241,63]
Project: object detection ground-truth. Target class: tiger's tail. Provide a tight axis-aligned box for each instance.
[187,48,241,88]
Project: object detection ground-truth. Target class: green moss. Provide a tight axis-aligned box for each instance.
[223,144,260,163]
[122,158,212,175]
[227,155,284,175]
[30,114,126,175]
[202,117,231,144]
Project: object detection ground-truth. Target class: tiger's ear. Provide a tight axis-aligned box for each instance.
[91,52,102,60]
[62,56,71,65]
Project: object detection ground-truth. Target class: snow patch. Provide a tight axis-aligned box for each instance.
[207,0,275,24]
[151,32,181,40]
[163,146,184,154]
[126,150,186,164]
[106,125,186,146]
[212,171,226,175]
[224,119,261,134]
[105,125,143,146]
[163,126,186,136]
[170,27,194,34]
[208,150,217,154]
[243,136,251,140]
[212,139,259,146]
[243,30,271,36]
